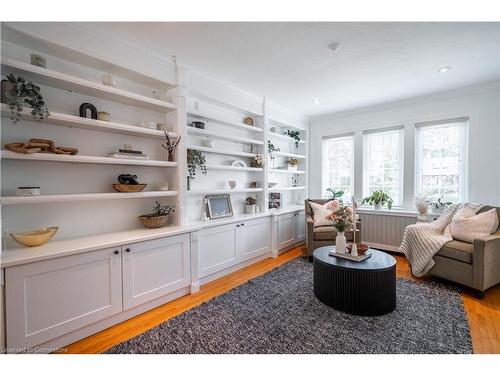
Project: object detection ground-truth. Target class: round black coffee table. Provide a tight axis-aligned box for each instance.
[313,246,396,316]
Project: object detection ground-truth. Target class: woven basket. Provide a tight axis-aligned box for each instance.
[138,214,168,228]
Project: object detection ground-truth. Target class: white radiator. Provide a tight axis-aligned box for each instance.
[358,211,417,253]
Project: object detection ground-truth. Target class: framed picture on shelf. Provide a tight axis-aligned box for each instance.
[206,194,233,219]
[269,192,281,209]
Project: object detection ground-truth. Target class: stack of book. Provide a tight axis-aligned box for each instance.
[109,149,149,160]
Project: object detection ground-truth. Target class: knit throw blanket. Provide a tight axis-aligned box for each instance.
[400,203,484,277]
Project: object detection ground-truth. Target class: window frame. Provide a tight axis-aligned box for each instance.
[362,126,405,207]
[414,117,469,203]
[321,134,355,200]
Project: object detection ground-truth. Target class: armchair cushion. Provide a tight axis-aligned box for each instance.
[437,240,473,264]
[451,207,499,243]
[308,201,332,228]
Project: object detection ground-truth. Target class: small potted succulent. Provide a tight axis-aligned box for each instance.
[287,157,299,171]
[362,190,393,210]
[138,201,175,228]
[427,197,452,214]
[245,196,257,214]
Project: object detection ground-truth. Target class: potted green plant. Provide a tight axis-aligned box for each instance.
[2,74,50,124]
[138,201,175,228]
[325,188,344,201]
[426,197,452,214]
[362,190,393,210]
[187,149,207,190]
[245,196,257,214]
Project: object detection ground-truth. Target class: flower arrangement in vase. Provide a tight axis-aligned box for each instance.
[326,199,354,254]
[161,130,181,162]
[253,154,264,168]
[287,157,298,171]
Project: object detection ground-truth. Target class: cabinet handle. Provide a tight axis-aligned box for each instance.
[114,250,119,255]
[126,248,131,253]
[241,223,245,226]
[236,224,240,228]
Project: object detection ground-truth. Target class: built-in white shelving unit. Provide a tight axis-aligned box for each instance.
[187,112,263,132]
[187,188,263,195]
[1,150,178,167]
[187,127,263,145]
[1,58,177,112]
[268,131,306,143]
[272,151,307,159]
[1,191,178,205]
[0,104,177,139]
[187,144,258,158]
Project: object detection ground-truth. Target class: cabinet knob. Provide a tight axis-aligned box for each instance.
[114,250,119,255]
[126,248,131,253]
[241,223,245,226]
[236,224,240,228]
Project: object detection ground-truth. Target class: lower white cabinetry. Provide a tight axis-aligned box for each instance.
[295,211,306,242]
[197,216,272,280]
[122,234,190,310]
[5,233,190,350]
[278,213,296,250]
[5,247,123,349]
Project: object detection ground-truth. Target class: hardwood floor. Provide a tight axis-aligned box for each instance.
[59,245,500,354]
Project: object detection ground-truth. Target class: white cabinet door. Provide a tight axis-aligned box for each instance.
[237,217,271,262]
[5,247,122,349]
[295,211,306,242]
[122,234,190,310]
[198,223,237,278]
[278,213,296,250]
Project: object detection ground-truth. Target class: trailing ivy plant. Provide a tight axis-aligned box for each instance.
[4,74,50,124]
[187,149,207,181]
[267,140,280,155]
[285,129,301,148]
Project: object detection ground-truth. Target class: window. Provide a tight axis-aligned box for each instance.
[415,118,468,203]
[363,127,404,206]
[322,135,354,199]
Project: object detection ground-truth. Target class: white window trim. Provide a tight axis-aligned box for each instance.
[362,127,404,207]
[321,134,355,199]
[414,118,469,202]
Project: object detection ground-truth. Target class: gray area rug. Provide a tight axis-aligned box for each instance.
[106,258,472,354]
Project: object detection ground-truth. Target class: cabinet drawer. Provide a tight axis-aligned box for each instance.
[6,247,122,349]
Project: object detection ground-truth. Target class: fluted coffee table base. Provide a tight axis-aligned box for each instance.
[313,246,396,316]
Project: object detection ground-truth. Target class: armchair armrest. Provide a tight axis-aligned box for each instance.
[472,231,500,290]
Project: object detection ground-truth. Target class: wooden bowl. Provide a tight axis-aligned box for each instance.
[112,183,147,193]
[347,243,369,255]
[138,215,168,228]
[11,226,59,247]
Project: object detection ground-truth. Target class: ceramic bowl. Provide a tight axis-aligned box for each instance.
[11,226,59,247]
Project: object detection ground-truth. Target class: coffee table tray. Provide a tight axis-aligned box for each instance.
[328,251,372,262]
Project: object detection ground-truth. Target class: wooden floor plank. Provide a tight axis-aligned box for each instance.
[59,246,500,354]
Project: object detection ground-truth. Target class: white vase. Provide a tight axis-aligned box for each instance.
[335,231,347,254]
[245,205,256,214]
[373,202,382,210]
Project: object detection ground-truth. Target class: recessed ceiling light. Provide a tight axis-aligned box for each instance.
[313,99,320,104]
[328,42,342,52]
[439,66,452,73]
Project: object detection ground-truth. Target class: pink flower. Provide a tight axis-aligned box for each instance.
[327,200,340,210]
[346,207,353,215]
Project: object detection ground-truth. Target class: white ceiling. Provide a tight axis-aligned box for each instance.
[87,22,500,117]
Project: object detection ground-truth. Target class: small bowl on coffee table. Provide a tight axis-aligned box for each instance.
[347,243,369,255]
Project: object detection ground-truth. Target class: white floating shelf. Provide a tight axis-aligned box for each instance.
[187,188,263,195]
[1,191,178,205]
[187,145,258,158]
[1,58,177,112]
[0,104,177,139]
[268,131,306,143]
[206,165,263,172]
[187,112,263,133]
[269,118,307,132]
[269,186,307,192]
[269,168,306,174]
[1,150,177,167]
[187,127,264,145]
[271,151,307,159]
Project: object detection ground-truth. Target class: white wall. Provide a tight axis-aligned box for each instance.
[309,81,500,208]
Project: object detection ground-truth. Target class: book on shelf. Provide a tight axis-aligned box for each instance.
[109,152,149,160]
[118,149,143,155]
